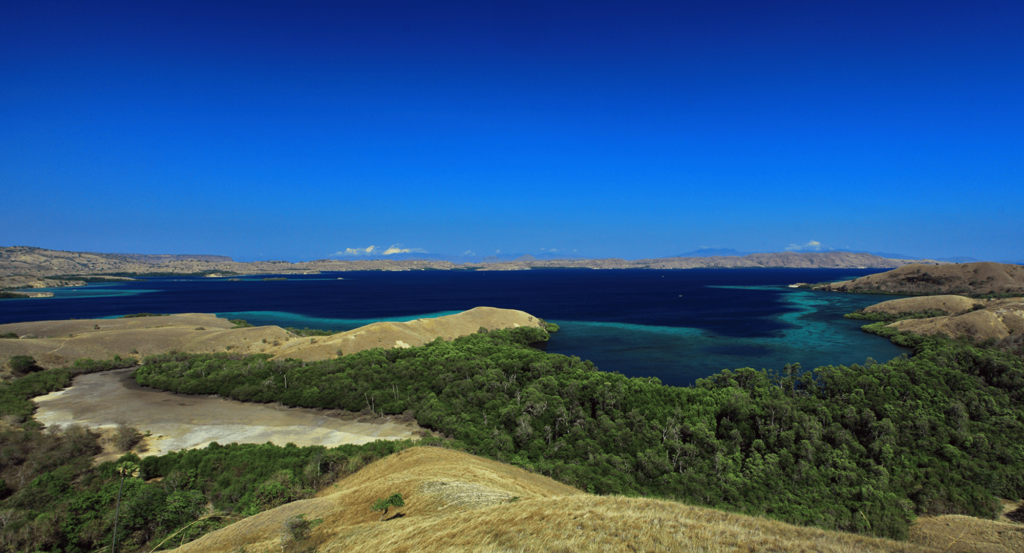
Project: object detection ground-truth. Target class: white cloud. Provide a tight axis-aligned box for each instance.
[462,250,475,256]
[332,244,426,257]
[785,240,825,252]
[333,245,376,256]
[382,244,426,255]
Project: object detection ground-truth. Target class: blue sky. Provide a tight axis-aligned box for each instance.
[2,1,1021,261]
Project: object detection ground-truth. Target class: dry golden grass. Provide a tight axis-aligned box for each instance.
[0,314,293,371]
[910,514,1024,553]
[269,306,546,361]
[887,298,1024,342]
[862,295,982,316]
[823,262,1024,296]
[173,446,579,552]
[168,447,978,553]
[0,308,544,371]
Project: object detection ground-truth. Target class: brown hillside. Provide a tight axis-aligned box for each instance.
[820,262,1024,296]
[271,306,545,361]
[887,298,1024,341]
[1,246,939,287]
[910,514,1024,553]
[863,295,983,316]
[170,447,961,553]
[0,307,544,372]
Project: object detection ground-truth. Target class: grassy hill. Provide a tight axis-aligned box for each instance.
[175,446,956,553]
[0,307,544,372]
[820,262,1024,297]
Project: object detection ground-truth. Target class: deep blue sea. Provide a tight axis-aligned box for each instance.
[0,269,909,387]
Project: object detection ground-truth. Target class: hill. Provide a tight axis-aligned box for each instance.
[1,246,940,289]
[174,446,954,553]
[855,295,1024,343]
[0,307,544,372]
[819,262,1024,296]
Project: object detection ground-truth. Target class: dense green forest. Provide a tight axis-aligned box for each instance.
[0,360,426,552]
[132,324,1024,540]
[843,309,951,322]
[3,319,1024,550]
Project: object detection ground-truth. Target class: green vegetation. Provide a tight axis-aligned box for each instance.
[843,309,949,323]
[973,292,1024,300]
[371,493,405,521]
[7,355,41,376]
[283,513,323,543]
[0,349,430,551]
[130,325,1024,540]
[0,356,138,422]
[831,287,1024,299]
[286,327,335,337]
[110,461,141,553]
[229,319,255,328]
[0,291,29,299]
[5,319,1024,548]
[0,332,18,339]
[0,423,421,551]
[120,313,169,318]
[544,322,560,333]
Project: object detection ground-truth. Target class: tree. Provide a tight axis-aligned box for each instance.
[371,493,405,522]
[8,355,40,376]
[111,461,140,553]
[281,513,323,551]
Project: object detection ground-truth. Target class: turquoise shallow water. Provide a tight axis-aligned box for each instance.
[0,268,909,387]
[214,310,465,328]
[212,285,908,388]
[28,284,158,299]
[544,286,907,386]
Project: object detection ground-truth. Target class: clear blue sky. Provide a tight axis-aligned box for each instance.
[2,1,1021,261]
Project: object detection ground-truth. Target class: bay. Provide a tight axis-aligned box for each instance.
[0,268,908,387]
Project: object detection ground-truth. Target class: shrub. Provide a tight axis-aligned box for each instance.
[371,493,405,521]
[8,356,40,376]
[113,422,143,452]
[282,513,323,541]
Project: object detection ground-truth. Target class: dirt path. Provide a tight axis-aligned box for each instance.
[33,369,419,456]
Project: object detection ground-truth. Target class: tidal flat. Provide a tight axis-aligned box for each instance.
[33,368,419,456]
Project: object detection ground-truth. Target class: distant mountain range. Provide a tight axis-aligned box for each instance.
[672,248,982,263]
[672,248,756,257]
[1,246,950,289]
[330,251,587,263]
[327,245,999,264]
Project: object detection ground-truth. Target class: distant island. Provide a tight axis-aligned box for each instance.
[0,245,946,290]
